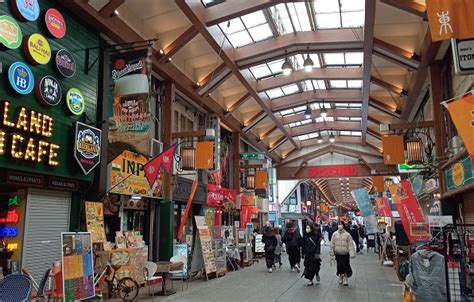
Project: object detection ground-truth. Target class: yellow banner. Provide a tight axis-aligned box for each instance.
[427,0,474,41]
[447,94,474,160]
[85,202,106,243]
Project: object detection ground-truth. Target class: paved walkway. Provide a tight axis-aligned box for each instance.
[113,245,403,302]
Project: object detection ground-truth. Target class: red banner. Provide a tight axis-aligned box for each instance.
[389,180,428,244]
[177,179,198,241]
[144,144,176,187]
[240,205,259,227]
[207,184,222,207]
[309,164,358,178]
[375,196,393,218]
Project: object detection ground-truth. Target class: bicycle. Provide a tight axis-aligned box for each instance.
[95,262,139,301]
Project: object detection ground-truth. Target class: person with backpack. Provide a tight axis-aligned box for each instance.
[301,223,322,286]
[330,221,356,286]
[262,226,277,273]
[282,221,302,272]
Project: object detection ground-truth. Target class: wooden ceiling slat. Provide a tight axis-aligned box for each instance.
[225,93,251,116]
[379,0,427,19]
[98,0,124,18]
[281,109,362,125]
[371,76,408,97]
[289,121,361,137]
[259,125,278,141]
[158,26,199,64]
[369,97,401,118]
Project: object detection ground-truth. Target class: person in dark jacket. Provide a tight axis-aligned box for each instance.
[358,224,366,253]
[350,223,361,254]
[301,223,322,285]
[262,226,277,273]
[282,221,302,272]
[328,221,337,243]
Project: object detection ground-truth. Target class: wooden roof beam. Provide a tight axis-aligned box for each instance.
[257,67,363,92]
[282,147,297,160]
[369,97,401,118]
[272,89,362,111]
[380,0,427,19]
[157,26,199,64]
[99,0,124,18]
[197,63,233,96]
[269,136,288,153]
[371,76,408,97]
[373,38,420,72]
[367,128,382,140]
[235,29,364,69]
[225,93,251,116]
[259,126,278,141]
[242,110,267,133]
[289,121,361,137]
[368,115,383,125]
[281,109,362,125]
[299,136,362,148]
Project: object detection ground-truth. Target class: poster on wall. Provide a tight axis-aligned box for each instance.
[194,216,217,275]
[84,202,106,243]
[74,122,102,175]
[61,232,95,301]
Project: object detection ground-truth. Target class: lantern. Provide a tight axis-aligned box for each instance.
[406,138,423,164]
[180,146,195,170]
[246,174,255,189]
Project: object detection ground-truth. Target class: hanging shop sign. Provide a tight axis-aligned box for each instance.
[5,170,44,187]
[351,188,373,217]
[45,8,66,39]
[221,187,237,212]
[445,155,474,192]
[24,33,51,65]
[35,76,62,106]
[55,49,76,78]
[0,15,22,49]
[8,62,35,95]
[452,39,474,75]
[74,122,101,175]
[240,192,255,207]
[207,184,223,207]
[240,152,265,160]
[173,176,207,204]
[66,88,85,116]
[0,101,60,166]
[409,174,426,197]
[425,178,438,193]
[309,164,358,178]
[428,215,453,228]
[12,0,40,22]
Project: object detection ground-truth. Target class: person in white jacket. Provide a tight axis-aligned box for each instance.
[330,221,356,286]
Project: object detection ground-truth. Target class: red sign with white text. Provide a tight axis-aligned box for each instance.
[208,185,237,209]
[389,180,428,244]
[309,164,358,178]
[375,196,393,218]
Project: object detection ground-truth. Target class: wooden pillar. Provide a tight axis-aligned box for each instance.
[163,82,175,200]
[232,132,240,191]
[429,62,447,195]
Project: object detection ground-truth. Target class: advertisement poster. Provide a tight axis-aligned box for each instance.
[85,202,106,243]
[255,234,265,253]
[375,196,393,218]
[351,188,373,217]
[195,216,217,274]
[109,150,162,198]
[364,215,379,234]
[61,232,94,301]
[389,181,429,243]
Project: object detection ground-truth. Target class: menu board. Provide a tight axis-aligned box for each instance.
[195,216,217,274]
[85,201,106,243]
[61,232,95,301]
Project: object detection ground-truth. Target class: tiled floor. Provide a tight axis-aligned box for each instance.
[110,245,403,301]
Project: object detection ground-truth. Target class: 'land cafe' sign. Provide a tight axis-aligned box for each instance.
[0,101,59,166]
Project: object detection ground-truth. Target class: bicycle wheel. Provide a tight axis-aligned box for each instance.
[117,277,139,301]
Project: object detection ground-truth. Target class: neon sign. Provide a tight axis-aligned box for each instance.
[0,227,18,237]
[309,164,358,178]
[0,209,19,224]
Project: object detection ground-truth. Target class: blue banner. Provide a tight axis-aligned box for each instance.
[351,188,373,217]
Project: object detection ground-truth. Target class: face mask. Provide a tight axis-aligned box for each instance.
[338,225,344,230]
[305,227,311,233]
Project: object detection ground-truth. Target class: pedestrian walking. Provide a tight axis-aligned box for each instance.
[350,223,361,254]
[273,227,283,268]
[330,221,356,286]
[301,223,322,286]
[359,224,366,253]
[282,221,302,272]
[328,221,337,243]
[262,226,277,273]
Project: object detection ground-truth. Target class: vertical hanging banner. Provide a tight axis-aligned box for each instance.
[375,196,393,218]
[351,188,373,217]
[372,176,385,193]
[389,180,429,243]
[426,0,474,41]
[446,94,474,160]
[108,48,152,154]
[382,135,405,165]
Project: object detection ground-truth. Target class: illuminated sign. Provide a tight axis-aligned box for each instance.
[0,227,18,237]
[24,33,52,65]
[45,8,66,39]
[0,209,19,224]
[55,49,76,78]
[66,88,85,116]
[35,76,62,106]
[74,122,101,175]
[12,0,40,22]
[0,101,59,166]
[309,164,358,178]
[8,62,35,95]
[0,15,22,49]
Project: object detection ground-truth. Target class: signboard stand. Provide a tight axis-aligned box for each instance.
[191,216,217,281]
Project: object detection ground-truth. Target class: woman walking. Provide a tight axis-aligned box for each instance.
[273,227,283,268]
[302,223,322,286]
[330,221,356,286]
[262,226,277,273]
[282,222,302,272]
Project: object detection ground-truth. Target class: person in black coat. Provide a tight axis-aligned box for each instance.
[350,223,361,254]
[301,223,322,286]
[282,221,302,272]
[262,226,277,273]
[328,221,337,243]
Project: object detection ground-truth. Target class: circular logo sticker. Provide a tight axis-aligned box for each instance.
[0,15,22,49]
[12,0,40,22]
[8,62,34,95]
[66,88,85,115]
[452,162,465,187]
[55,49,76,78]
[35,76,62,106]
[24,33,51,65]
[45,8,66,39]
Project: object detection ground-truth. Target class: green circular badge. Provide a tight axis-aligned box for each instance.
[66,88,85,115]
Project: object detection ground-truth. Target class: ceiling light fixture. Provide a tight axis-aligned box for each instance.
[304,104,312,119]
[303,47,314,72]
[329,130,336,143]
[320,99,328,118]
[281,50,292,76]
[317,132,323,144]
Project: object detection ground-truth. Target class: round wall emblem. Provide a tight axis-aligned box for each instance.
[8,62,34,95]
[24,33,51,65]
[45,8,66,39]
[452,162,465,187]
[0,15,22,49]
[12,0,40,22]
[55,49,76,78]
[66,88,85,115]
[35,76,62,106]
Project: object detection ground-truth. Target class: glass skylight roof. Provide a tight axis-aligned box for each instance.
[219,11,273,48]
[335,103,363,109]
[289,119,312,128]
[314,0,364,29]
[323,52,364,66]
[329,80,363,89]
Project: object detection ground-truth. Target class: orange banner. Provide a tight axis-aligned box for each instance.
[426,0,474,41]
[447,94,474,160]
[372,176,385,193]
[255,171,268,189]
[382,135,405,165]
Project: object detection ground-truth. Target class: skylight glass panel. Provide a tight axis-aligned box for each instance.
[352,131,362,136]
[222,19,245,35]
[342,11,364,28]
[350,103,362,108]
[288,3,312,32]
[316,13,341,29]
[282,84,300,95]
[266,88,284,99]
[302,119,312,125]
[268,59,284,74]
[310,103,321,110]
[298,134,310,141]
[324,53,345,65]
[314,80,326,90]
[248,24,273,42]
[340,131,351,136]
[289,122,300,128]
[314,0,340,13]
[249,64,272,79]
[280,109,294,116]
[330,80,347,88]
[308,132,319,138]
[241,11,267,28]
[227,31,253,48]
[348,80,362,88]
[338,117,350,121]
[341,0,364,12]
[351,117,362,121]
[293,105,306,113]
[345,52,364,65]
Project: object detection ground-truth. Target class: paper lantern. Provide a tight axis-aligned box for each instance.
[382,135,405,165]
[406,138,423,165]
[180,146,195,170]
[255,170,268,189]
[246,174,255,189]
[195,141,214,169]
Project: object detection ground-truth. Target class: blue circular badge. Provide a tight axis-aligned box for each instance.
[8,62,35,95]
[13,0,40,22]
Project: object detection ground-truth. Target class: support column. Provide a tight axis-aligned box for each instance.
[232,132,240,191]
[159,81,175,261]
[429,62,448,195]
